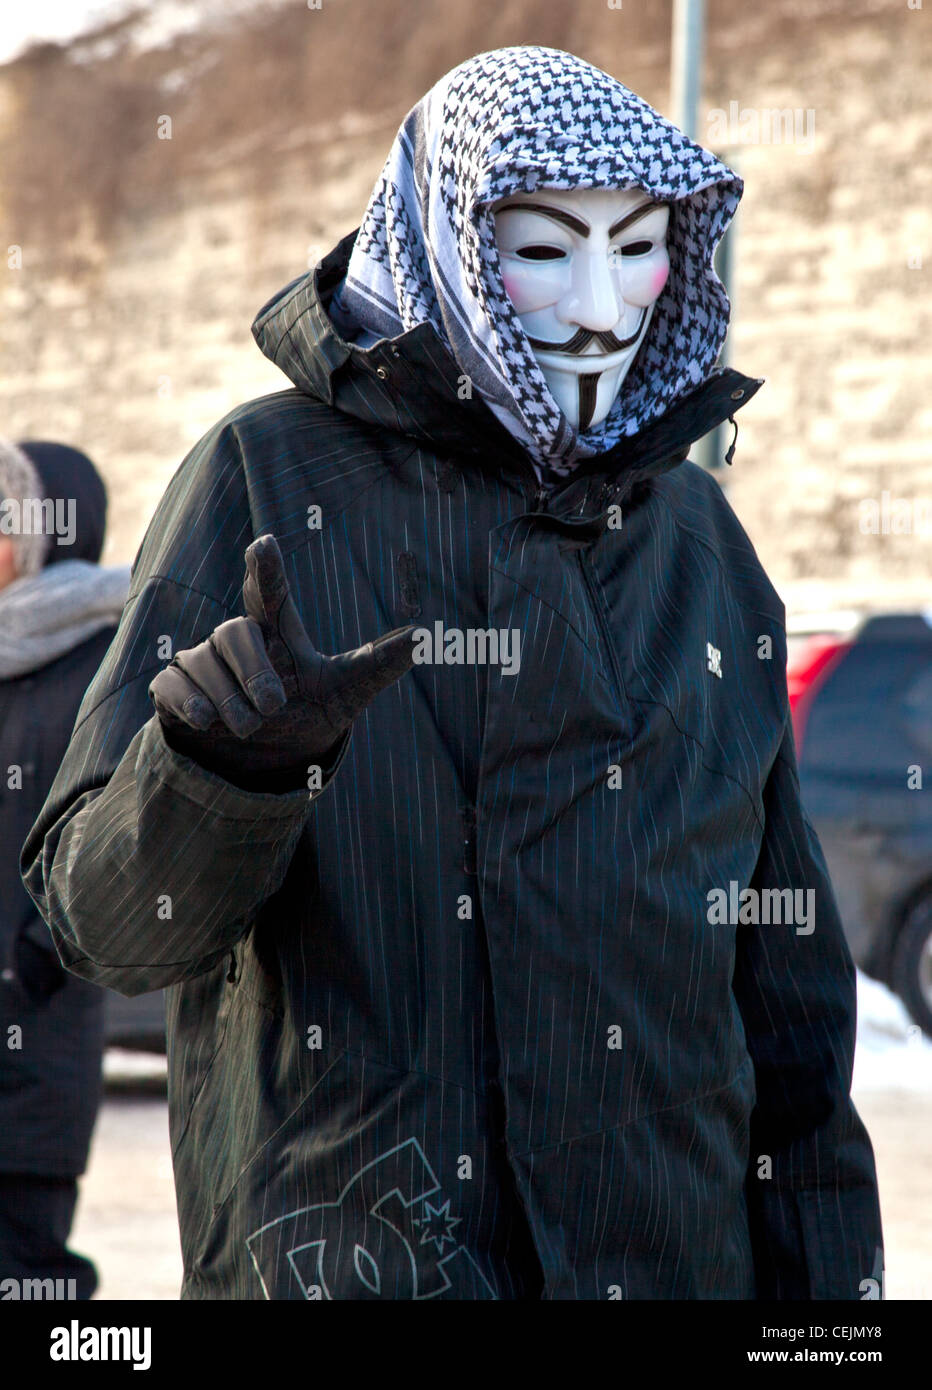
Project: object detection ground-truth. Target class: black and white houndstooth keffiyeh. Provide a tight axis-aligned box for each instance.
[331,46,743,480]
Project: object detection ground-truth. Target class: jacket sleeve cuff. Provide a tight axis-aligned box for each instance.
[140,715,350,824]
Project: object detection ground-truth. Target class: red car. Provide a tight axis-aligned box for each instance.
[787,609,932,1035]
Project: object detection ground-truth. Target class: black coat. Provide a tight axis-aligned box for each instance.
[1,625,115,1176]
[22,231,884,1299]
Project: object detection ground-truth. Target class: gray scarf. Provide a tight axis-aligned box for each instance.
[0,559,130,679]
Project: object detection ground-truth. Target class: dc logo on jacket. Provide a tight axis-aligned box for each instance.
[245,1138,498,1299]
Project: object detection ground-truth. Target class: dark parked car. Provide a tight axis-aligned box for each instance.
[787,609,932,1035]
[104,987,165,1052]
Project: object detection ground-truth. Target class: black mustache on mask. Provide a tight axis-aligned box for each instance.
[525,306,648,355]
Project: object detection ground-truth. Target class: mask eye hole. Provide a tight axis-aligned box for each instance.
[616,239,654,258]
[515,245,567,261]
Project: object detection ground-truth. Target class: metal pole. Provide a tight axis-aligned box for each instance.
[702,168,739,475]
[670,0,734,475]
[670,0,705,139]
[710,195,736,471]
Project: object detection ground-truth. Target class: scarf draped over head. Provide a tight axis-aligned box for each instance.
[332,45,743,481]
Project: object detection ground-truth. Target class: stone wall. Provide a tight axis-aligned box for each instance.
[0,1,928,616]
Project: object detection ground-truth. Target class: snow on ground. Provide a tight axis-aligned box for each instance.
[854,971,932,1093]
[103,1048,167,1080]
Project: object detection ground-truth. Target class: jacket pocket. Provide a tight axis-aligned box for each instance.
[167,948,240,1161]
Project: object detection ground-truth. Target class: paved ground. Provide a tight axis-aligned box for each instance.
[74,1064,182,1301]
[71,1056,930,1301]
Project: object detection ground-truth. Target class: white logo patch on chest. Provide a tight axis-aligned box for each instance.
[706,642,723,678]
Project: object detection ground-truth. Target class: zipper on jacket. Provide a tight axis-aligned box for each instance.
[577,551,626,706]
[462,805,478,876]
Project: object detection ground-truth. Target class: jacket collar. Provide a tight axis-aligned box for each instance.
[252,229,764,492]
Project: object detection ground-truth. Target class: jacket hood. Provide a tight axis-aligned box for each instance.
[254,229,762,493]
[303,47,742,479]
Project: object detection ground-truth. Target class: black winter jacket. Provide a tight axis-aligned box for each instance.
[22,230,884,1299]
[1,625,113,1176]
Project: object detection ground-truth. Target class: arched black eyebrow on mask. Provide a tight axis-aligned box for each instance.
[496,199,670,241]
[496,202,591,237]
[608,200,670,238]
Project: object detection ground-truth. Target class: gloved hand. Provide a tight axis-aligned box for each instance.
[148,533,416,793]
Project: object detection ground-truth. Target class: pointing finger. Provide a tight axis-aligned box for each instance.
[242,534,288,630]
[242,533,320,690]
[322,625,417,717]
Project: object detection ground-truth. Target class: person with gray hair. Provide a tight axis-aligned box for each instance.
[0,439,48,584]
[0,437,129,1300]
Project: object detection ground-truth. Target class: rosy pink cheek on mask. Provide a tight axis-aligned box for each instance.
[501,273,520,304]
[651,265,669,297]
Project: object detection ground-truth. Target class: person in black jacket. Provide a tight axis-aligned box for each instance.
[0,438,128,1299]
[21,48,884,1300]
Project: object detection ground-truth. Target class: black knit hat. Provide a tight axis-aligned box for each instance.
[17,440,108,567]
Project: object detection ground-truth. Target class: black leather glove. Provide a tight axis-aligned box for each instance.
[148,533,416,793]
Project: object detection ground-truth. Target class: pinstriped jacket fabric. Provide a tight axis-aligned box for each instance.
[21,230,883,1300]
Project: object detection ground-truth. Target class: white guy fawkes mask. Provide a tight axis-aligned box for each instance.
[493,187,671,431]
